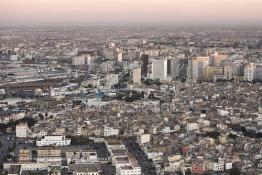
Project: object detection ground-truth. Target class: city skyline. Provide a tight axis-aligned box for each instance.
[1,0,262,27]
[0,1,262,174]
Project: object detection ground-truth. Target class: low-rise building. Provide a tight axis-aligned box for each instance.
[36,135,71,147]
[16,123,29,138]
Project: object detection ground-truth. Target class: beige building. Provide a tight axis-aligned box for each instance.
[18,149,32,163]
[223,66,233,80]
[37,147,61,165]
[214,53,228,66]
[204,67,223,81]
[133,67,142,85]
[16,123,29,138]
[192,56,209,81]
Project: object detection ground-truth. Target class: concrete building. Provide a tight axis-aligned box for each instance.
[192,56,209,81]
[103,126,119,137]
[152,59,168,80]
[244,63,255,81]
[186,123,199,132]
[106,73,119,88]
[141,54,149,76]
[210,52,228,66]
[66,149,98,164]
[72,56,86,65]
[254,65,262,81]
[204,67,223,81]
[133,67,142,85]
[68,164,101,175]
[117,52,123,62]
[36,135,71,147]
[37,147,61,165]
[18,149,32,163]
[213,159,225,172]
[137,134,151,145]
[223,66,233,80]
[16,123,29,138]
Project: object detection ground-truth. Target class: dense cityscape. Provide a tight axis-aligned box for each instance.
[1,1,262,175]
[0,26,261,175]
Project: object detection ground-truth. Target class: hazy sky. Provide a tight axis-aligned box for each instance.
[0,0,262,27]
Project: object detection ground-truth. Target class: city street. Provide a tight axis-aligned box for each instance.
[123,137,157,175]
[0,134,16,164]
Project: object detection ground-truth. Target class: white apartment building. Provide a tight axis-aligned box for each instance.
[50,83,78,97]
[86,55,93,65]
[152,59,168,80]
[117,52,123,62]
[192,56,209,81]
[244,63,255,81]
[36,135,71,147]
[137,134,150,145]
[4,162,50,172]
[32,131,48,138]
[119,165,141,175]
[16,123,29,138]
[146,152,164,161]
[75,171,99,175]
[213,159,225,172]
[104,126,119,137]
[72,56,86,65]
[186,123,199,132]
[105,139,141,175]
[218,109,229,116]
[106,74,119,88]
[113,155,141,175]
[66,150,98,164]
[76,125,82,136]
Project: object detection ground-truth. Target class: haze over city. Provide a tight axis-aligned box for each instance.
[0,0,262,175]
[1,0,262,27]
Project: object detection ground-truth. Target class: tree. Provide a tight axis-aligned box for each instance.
[18,117,37,127]
[228,133,237,140]
[185,168,192,175]
[38,113,44,120]
[230,166,240,175]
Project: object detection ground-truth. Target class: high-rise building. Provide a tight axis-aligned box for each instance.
[167,59,171,76]
[192,56,209,81]
[152,59,168,80]
[243,63,262,81]
[141,54,149,76]
[210,52,228,66]
[233,62,245,78]
[117,52,123,62]
[254,65,262,81]
[244,63,255,81]
[133,67,142,85]
[170,59,180,78]
[170,58,189,79]
[204,67,223,81]
[187,59,193,80]
[86,55,93,65]
[223,66,233,80]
